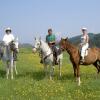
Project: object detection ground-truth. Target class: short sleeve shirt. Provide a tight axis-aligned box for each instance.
[3,34,15,45]
[46,34,56,43]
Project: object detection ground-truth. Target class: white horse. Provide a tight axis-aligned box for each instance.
[33,38,63,80]
[0,38,19,79]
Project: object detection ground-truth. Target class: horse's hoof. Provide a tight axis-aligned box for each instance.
[78,84,80,86]
[16,72,18,75]
[11,77,14,80]
[50,77,52,80]
[78,81,82,86]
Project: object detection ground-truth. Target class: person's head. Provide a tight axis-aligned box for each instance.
[81,27,87,35]
[48,28,52,35]
[5,27,12,34]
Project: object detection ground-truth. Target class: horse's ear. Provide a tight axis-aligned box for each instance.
[65,37,68,41]
[35,37,36,40]
[61,37,64,40]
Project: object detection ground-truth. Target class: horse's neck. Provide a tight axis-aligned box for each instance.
[65,41,78,54]
[40,40,51,54]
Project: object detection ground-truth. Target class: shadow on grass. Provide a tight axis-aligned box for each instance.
[59,73,74,81]
[16,70,45,81]
[0,70,6,78]
[16,70,76,81]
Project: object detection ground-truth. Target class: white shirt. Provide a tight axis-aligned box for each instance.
[81,34,89,44]
[3,34,15,45]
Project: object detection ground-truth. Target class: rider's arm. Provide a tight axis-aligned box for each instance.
[3,35,6,42]
[86,35,89,43]
[10,34,15,41]
[2,35,7,45]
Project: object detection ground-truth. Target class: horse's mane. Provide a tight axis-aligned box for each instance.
[41,40,48,46]
[40,40,50,50]
[65,39,78,54]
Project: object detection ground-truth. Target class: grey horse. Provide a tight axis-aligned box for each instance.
[33,38,63,80]
[0,39,19,79]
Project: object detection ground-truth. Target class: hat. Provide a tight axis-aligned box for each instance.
[5,27,12,32]
[81,27,87,31]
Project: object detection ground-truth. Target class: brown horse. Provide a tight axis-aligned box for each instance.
[59,38,100,86]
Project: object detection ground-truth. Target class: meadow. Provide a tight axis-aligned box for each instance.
[0,47,100,100]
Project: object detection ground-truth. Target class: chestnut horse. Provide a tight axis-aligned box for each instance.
[59,38,100,86]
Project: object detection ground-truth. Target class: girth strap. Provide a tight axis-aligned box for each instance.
[44,53,53,61]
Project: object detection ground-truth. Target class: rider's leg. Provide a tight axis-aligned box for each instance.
[81,46,85,60]
[53,46,58,65]
[81,43,89,62]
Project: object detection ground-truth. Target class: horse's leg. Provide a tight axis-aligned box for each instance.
[58,59,62,78]
[93,61,100,79]
[14,61,18,75]
[10,57,14,79]
[44,63,48,77]
[49,62,54,80]
[72,63,77,81]
[76,65,81,86]
[6,62,9,79]
[93,61,100,74]
[97,61,100,73]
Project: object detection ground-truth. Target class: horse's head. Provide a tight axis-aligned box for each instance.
[59,37,69,51]
[9,37,19,53]
[32,37,41,53]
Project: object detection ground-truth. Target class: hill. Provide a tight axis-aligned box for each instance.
[69,33,100,47]
[19,43,32,48]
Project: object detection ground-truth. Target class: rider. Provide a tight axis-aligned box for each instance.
[3,27,15,45]
[2,27,18,61]
[46,28,58,64]
[80,27,89,63]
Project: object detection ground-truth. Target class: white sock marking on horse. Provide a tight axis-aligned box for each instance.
[78,77,81,86]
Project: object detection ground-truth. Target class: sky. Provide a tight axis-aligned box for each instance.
[0,0,100,43]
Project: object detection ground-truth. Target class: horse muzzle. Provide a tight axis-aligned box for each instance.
[32,47,37,53]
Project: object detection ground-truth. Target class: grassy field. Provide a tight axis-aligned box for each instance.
[0,47,100,100]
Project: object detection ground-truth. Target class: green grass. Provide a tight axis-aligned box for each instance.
[0,47,100,100]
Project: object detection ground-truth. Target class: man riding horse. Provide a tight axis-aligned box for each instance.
[80,27,89,63]
[46,28,58,65]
